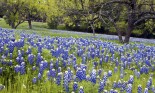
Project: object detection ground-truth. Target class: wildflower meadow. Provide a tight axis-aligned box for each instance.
[0,28,155,93]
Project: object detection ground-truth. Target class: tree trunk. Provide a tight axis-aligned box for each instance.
[11,22,15,29]
[124,0,136,43]
[91,24,95,37]
[124,25,133,43]
[28,20,32,29]
[113,22,123,43]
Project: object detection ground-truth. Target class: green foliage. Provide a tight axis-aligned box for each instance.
[47,17,59,29]
[57,25,66,30]
[132,29,143,36]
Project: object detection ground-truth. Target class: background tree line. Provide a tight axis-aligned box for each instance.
[0,0,155,43]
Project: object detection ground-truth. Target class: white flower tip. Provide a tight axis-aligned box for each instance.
[80,86,83,89]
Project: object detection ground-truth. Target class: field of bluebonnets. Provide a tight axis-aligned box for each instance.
[0,27,155,93]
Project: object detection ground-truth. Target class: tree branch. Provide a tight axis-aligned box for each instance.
[97,0,130,6]
[134,16,155,25]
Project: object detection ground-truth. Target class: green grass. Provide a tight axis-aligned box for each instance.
[0,18,92,38]
[0,18,10,28]
[0,18,48,30]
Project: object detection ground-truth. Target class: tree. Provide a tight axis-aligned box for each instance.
[1,0,26,29]
[24,0,45,29]
[0,0,47,29]
[58,0,102,36]
[99,0,155,43]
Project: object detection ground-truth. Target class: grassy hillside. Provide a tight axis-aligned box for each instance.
[0,18,48,30]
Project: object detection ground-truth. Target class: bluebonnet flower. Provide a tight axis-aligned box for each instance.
[32,66,36,71]
[93,62,98,67]
[50,69,56,78]
[80,64,87,70]
[82,69,86,80]
[39,64,44,74]
[21,49,25,56]
[145,59,151,67]
[113,90,118,93]
[82,56,86,64]
[152,85,155,93]
[55,60,59,68]
[16,57,20,64]
[32,77,37,84]
[103,72,108,82]
[110,89,114,93]
[62,60,67,68]
[113,81,117,89]
[14,65,21,73]
[99,58,103,66]
[4,49,9,57]
[0,46,4,53]
[144,88,148,93]
[50,63,53,70]
[63,71,69,92]
[91,52,95,59]
[20,57,24,63]
[56,72,62,85]
[73,82,78,91]
[152,65,155,71]
[137,85,142,93]
[58,67,61,73]
[110,89,118,93]
[115,59,119,66]
[90,69,97,84]
[126,84,132,93]
[26,46,32,54]
[67,67,73,82]
[123,61,127,69]
[120,67,124,75]
[98,69,102,76]
[36,53,42,66]
[28,54,34,65]
[108,70,112,77]
[148,77,152,86]
[37,44,42,53]
[128,75,134,84]
[110,54,115,62]
[136,71,140,78]
[105,55,109,62]
[73,57,77,66]
[117,80,122,88]
[98,81,104,93]
[8,60,13,66]
[76,68,85,81]
[38,73,42,80]
[8,42,14,53]
[122,81,127,92]
[140,65,149,74]
[79,86,84,93]
[146,77,152,90]
[9,53,13,59]
[44,60,49,68]
[120,73,124,79]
